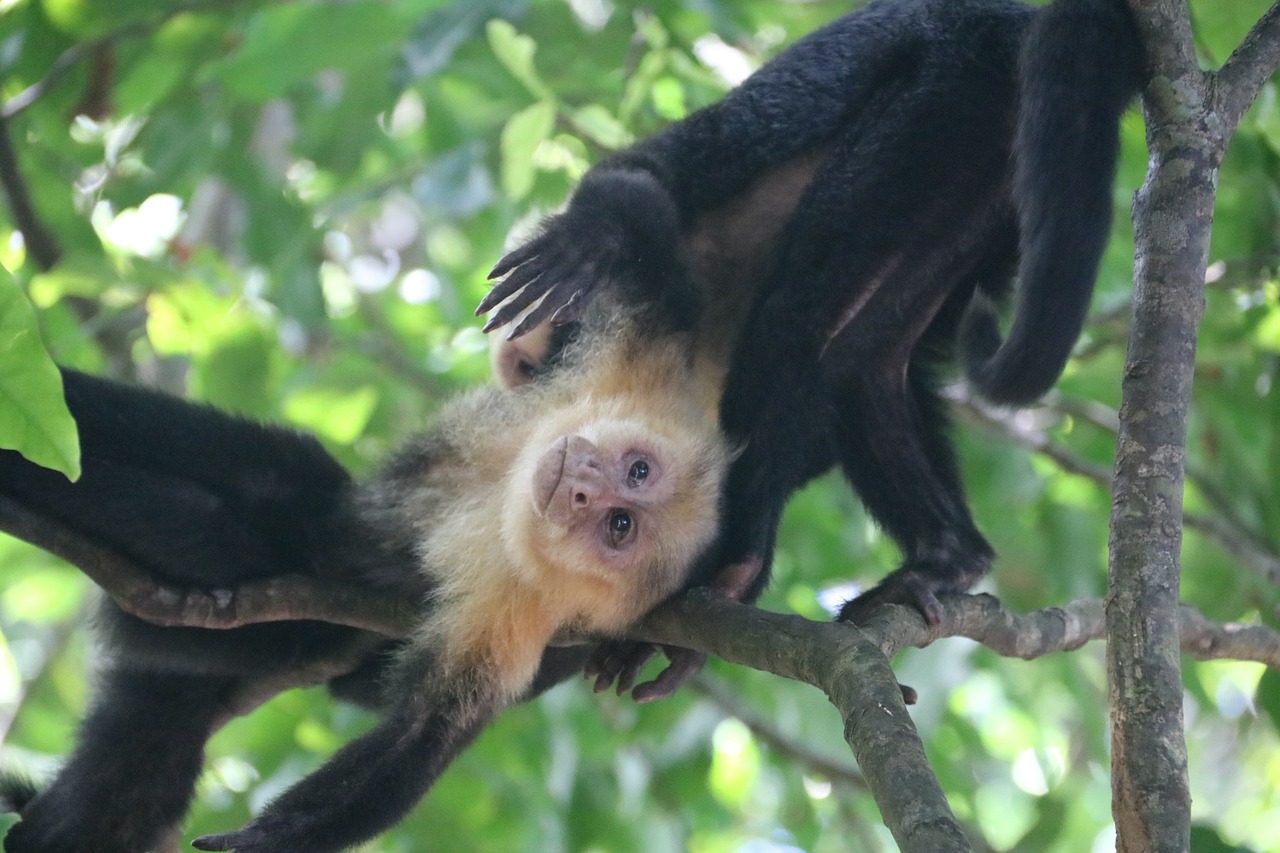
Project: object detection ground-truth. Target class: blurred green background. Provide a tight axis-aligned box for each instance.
[0,0,1278,850]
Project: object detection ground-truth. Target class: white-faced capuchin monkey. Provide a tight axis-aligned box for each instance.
[186,192,729,853]
[0,193,730,853]
[483,0,1142,697]
[1,0,1144,847]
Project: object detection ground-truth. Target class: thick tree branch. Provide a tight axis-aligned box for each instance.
[1110,0,1260,847]
[640,593,1280,676]
[1212,1,1280,133]
[0,496,415,638]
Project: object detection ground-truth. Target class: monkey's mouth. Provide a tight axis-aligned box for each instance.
[532,435,569,515]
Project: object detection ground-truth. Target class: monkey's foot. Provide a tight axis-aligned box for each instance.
[585,641,707,704]
[586,557,764,702]
[837,552,989,626]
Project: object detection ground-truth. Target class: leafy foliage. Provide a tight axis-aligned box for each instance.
[0,1,1277,851]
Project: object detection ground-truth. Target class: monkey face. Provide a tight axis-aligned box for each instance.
[531,432,674,567]
[507,414,726,630]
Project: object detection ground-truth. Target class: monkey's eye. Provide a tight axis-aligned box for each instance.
[626,459,650,487]
[606,509,635,547]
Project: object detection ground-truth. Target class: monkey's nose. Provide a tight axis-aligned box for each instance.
[570,477,601,508]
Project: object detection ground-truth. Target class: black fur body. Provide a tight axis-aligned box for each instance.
[487,0,1143,621]
[0,370,591,852]
[0,0,1145,848]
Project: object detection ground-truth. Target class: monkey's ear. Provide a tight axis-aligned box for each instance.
[0,368,354,588]
[488,314,555,389]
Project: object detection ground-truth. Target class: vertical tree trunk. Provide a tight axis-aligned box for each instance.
[1106,0,1280,848]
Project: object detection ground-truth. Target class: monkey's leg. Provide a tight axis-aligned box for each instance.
[192,674,497,853]
[4,669,236,853]
[815,232,1019,625]
[828,359,994,625]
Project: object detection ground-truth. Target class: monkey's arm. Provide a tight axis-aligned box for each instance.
[0,370,412,853]
[479,4,920,332]
[192,663,500,853]
[0,369,358,590]
[2,670,240,853]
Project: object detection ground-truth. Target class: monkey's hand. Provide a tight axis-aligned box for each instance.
[586,641,706,704]
[479,221,602,339]
[478,169,684,339]
[587,557,763,703]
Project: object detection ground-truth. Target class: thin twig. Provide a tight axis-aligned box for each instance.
[950,389,1280,585]
[1,0,244,119]
[0,116,61,270]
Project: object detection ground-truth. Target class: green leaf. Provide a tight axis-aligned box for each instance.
[569,105,634,150]
[399,0,526,83]
[0,268,80,480]
[1257,668,1280,732]
[1189,825,1255,853]
[282,385,379,445]
[486,19,553,101]
[500,100,556,200]
[651,76,688,121]
[42,0,156,38]
[208,1,405,102]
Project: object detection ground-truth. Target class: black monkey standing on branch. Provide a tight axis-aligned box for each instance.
[484,0,1143,695]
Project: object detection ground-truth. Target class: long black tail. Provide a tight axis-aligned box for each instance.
[961,0,1143,406]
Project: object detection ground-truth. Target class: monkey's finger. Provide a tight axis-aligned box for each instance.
[612,644,661,695]
[481,276,557,334]
[508,280,577,340]
[585,641,652,692]
[487,237,545,280]
[541,254,613,323]
[547,285,590,326]
[191,832,240,851]
[583,642,613,679]
[505,250,606,335]
[632,648,706,704]
[476,261,551,319]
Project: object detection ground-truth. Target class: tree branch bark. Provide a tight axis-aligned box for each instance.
[0,496,416,638]
[1111,1,1280,849]
[1212,1,1280,131]
[0,116,61,271]
[8,490,1280,850]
